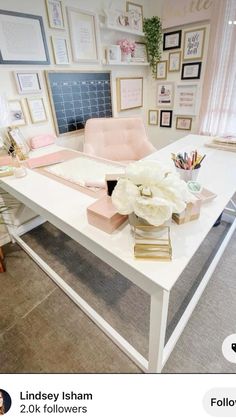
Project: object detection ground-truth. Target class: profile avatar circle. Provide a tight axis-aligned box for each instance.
[0,389,12,415]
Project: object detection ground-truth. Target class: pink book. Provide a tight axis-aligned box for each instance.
[26,151,69,169]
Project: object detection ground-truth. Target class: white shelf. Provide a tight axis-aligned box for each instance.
[103,61,149,66]
[100,22,144,37]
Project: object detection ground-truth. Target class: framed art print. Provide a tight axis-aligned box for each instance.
[163,30,181,50]
[8,100,26,126]
[14,71,42,94]
[183,28,206,61]
[27,98,47,123]
[148,110,158,125]
[0,9,50,64]
[106,45,121,64]
[67,7,99,63]
[46,0,65,29]
[181,62,202,79]
[156,82,174,108]
[156,61,167,80]
[51,37,70,64]
[116,77,143,111]
[169,51,181,72]
[175,84,199,115]
[132,42,148,62]
[126,2,143,32]
[176,116,192,130]
[160,110,173,128]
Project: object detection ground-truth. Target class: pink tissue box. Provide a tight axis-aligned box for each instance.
[87,196,127,233]
[30,134,55,149]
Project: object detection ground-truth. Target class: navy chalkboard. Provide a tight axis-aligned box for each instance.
[46,71,112,135]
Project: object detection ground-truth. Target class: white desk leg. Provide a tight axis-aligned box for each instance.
[148,288,170,373]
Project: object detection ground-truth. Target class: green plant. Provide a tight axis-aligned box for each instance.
[143,16,162,78]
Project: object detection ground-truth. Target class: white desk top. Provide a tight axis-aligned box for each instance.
[1,135,236,293]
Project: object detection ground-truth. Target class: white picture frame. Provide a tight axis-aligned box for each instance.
[27,97,47,123]
[67,7,99,63]
[116,77,143,111]
[14,71,42,94]
[0,10,50,65]
[8,100,27,126]
[46,0,65,29]
[106,45,121,64]
[183,27,206,61]
[156,82,174,108]
[51,37,70,65]
[175,84,199,116]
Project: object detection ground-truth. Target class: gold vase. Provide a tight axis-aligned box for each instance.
[129,213,172,261]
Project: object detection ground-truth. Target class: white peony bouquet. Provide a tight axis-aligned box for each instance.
[112,160,195,226]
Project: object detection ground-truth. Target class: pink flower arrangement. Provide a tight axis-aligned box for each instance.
[117,39,136,55]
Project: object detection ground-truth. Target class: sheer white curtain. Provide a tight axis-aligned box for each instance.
[199,0,236,136]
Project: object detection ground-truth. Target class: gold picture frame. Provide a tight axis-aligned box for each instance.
[148,110,158,125]
[156,61,168,80]
[116,77,143,111]
[176,117,192,131]
[27,97,47,123]
[45,0,65,29]
[168,51,181,72]
[126,2,143,32]
[183,27,206,61]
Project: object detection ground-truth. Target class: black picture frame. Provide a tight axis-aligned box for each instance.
[181,62,202,80]
[163,30,182,51]
[160,110,173,128]
[0,9,50,65]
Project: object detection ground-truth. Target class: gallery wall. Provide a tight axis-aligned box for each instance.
[0,0,211,151]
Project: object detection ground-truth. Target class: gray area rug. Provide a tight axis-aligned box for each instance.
[0,220,236,373]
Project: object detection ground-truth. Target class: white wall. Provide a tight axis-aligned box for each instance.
[0,0,213,152]
[147,0,210,148]
[0,0,154,151]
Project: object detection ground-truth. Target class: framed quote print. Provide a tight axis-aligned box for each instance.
[51,37,70,64]
[163,30,181,50]
[148,110,158,125]
[160,110,173,128]
[181,62,202,79]
[27,98,47,123]
[14,71,42,94]
[175,84,199,115]
[116,77,143,111]
[156,61,167,80]
[156,82,174,108]
[183,28,206,61]
[67,7,99,63]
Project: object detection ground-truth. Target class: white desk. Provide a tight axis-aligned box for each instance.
[1,135,236,372]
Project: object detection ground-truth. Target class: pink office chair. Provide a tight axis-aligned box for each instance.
[83,117,156,162]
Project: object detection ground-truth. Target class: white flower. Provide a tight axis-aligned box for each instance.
[111,160,196,226]
[134,196,172,226]
[125,160,169,185]
[111,178,139,214]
